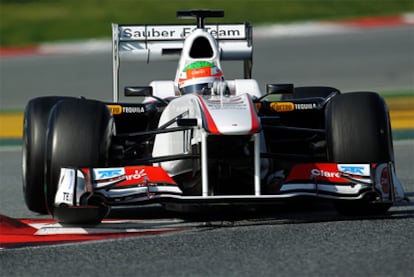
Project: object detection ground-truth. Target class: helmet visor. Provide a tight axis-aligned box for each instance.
[180,83,210,95]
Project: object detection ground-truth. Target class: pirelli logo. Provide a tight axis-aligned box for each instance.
[107,105,146,114]
[107,105,122,115]
[270,102,294,112]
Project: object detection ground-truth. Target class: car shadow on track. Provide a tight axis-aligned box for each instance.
[107,197,414,227]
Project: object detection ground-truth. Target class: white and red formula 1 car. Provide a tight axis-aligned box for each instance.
[22,10,405,224]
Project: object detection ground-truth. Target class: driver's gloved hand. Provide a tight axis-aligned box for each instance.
[212,81,230,96]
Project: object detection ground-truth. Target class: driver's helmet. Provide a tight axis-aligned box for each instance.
[178,61,224,94]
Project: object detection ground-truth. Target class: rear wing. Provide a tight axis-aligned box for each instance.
[111,23,253,102]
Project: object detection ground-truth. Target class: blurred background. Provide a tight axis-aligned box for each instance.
[1,0,413,46]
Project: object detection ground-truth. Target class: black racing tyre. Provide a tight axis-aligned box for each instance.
[325,92,394,215]
[281,86,340,100]
[45,98,113,224]
[22,96,74,214]
[326,92,393,163]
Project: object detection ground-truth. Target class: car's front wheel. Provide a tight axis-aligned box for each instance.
[45,98,114,224]
[325,92,394,215]
[22,96,73,214]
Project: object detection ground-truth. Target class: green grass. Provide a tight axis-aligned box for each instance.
[381,90,414,97]
[0,0,413,46]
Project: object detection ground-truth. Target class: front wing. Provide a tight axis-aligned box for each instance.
[54,162,405,209]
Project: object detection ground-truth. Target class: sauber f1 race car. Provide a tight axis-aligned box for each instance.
[22,10,405,224]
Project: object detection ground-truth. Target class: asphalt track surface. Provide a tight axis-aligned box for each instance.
[1,26,414,276]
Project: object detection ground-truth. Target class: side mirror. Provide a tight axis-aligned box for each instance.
[255,83,295,102]
[124,86,153,97]
[266,83,294,95]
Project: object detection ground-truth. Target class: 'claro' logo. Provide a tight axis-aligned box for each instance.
[311,169,341,178]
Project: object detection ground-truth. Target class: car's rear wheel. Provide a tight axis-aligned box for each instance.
[325,92,394,215]
[22,96,73,214]
[45,98,113,224]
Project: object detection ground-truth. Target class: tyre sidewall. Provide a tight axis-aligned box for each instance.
[45,98,113,214]
[326,92,393,163]
[325,92,394,215]
[22,96,73,213]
